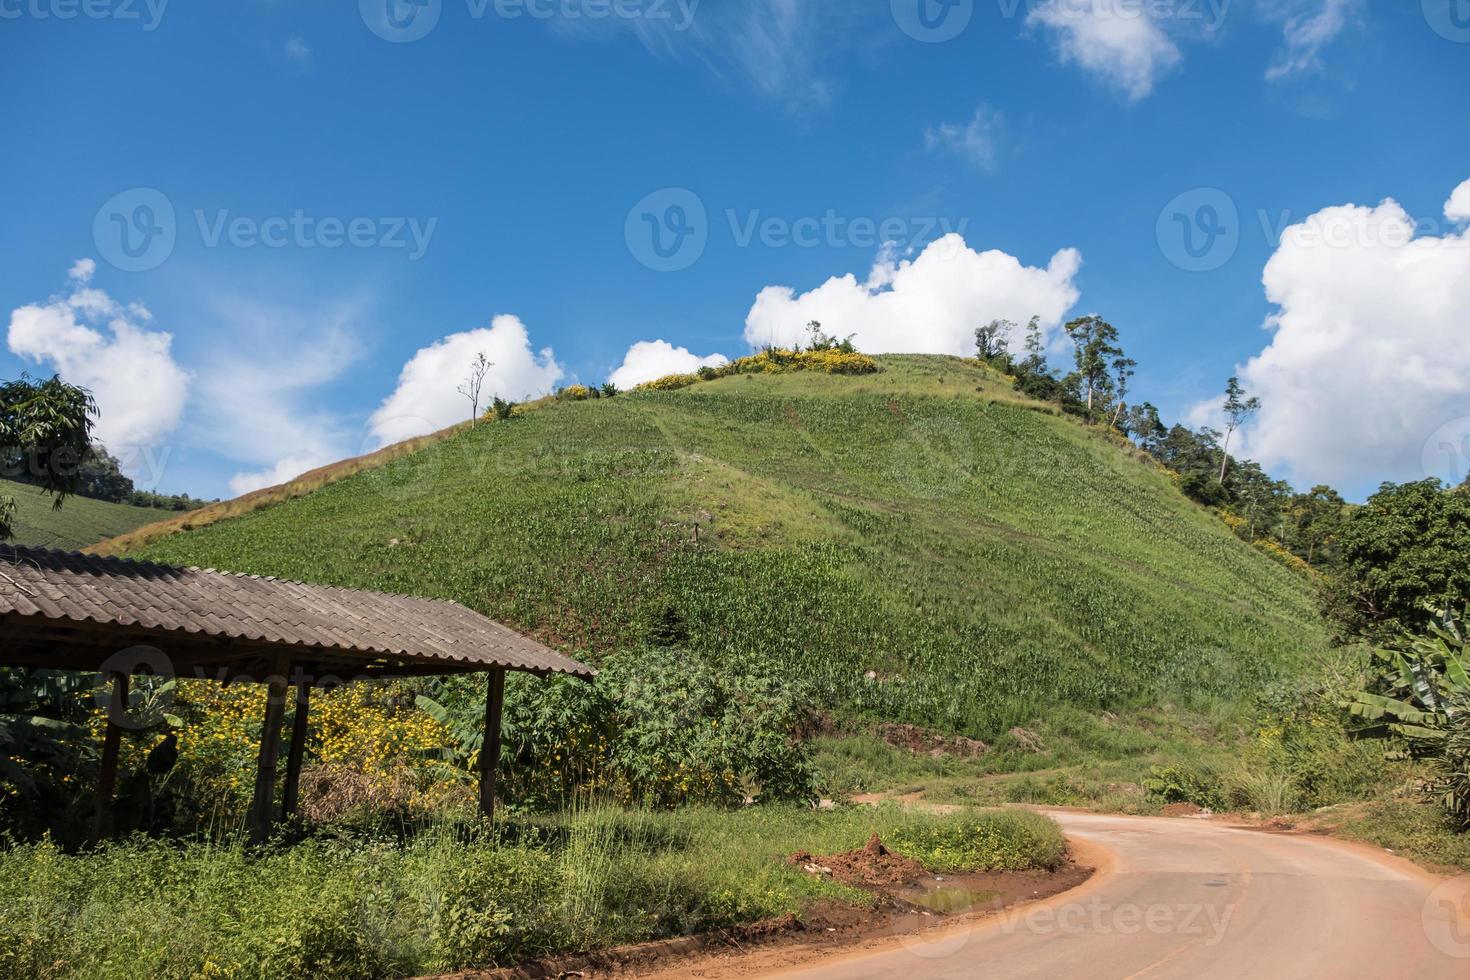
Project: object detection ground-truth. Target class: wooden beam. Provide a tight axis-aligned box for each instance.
[88,671,129,846]
[281,680,311,821]
[247,654,292,844]
[479,669,506,822]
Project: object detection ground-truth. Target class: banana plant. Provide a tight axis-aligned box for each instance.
[1350,607,1468,747]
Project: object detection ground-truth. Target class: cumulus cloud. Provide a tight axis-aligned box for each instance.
[185,295,368,497]
[1187,178,1470,490]
[6,263,189,459]
[1446,179,1470,224]
[924,105,1004,172]
[1264,0,1359,81]
[743,235,1083,356]
[609,340,729,390]
[1026,0,1182,102]
[369,315,564,446]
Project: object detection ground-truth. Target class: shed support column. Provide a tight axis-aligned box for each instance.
[248,655,292,844]
[89,671,129,846]
[281,680,311,821]
[479,668,506,823]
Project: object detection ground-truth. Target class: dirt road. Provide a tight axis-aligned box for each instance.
[756,811,1470,980]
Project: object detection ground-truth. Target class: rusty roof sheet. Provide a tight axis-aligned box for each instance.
[0,546,595,678]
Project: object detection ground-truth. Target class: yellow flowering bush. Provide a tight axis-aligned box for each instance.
[634,347,879,394]
[149,680,457,816]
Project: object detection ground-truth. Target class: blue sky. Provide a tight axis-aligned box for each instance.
[3,0,1469,502]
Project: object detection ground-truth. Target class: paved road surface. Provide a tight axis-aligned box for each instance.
[768,811,1470,980]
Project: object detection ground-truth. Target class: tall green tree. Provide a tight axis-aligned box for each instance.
[1218,376,1260,484]
[1021,316,1046,373]
[1328,480,1470,637]
[1062,315,1123,416]
[0,376,96,541]
[974,319,1013,362]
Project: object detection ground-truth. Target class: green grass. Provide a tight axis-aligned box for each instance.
[1332,799,1470,872]
[2,480,165,551]
[0,804,1065,979]
[133,354,1333,740]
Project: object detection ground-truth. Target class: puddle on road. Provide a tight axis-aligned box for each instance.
[898,879,1001,914]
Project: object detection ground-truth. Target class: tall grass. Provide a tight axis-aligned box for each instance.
[0,804,1064,980]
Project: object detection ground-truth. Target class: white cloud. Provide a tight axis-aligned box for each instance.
[547,0,832,107]
[6,264,189,459]
[609,340,729,390]
[186,295,366,498]
[369,315,564,446]
[743,235,1083,356]
[284,35,312,64]
[1264,0,1359,81]
[228,453,331,497]
[1187,179,1470,490]
[1026,0,1182,102]
[924,105,1004,172]
[1446,179,1470,224]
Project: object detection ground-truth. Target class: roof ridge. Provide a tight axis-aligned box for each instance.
[4,544,178,575]
[192,565,463,606]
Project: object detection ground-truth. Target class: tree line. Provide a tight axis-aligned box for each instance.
[977,316,1469,642]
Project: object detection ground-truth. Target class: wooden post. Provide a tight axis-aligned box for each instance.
[89,671,129,846]
[281,679,311,821]
[479,669,506,822]
[248,655,291,844]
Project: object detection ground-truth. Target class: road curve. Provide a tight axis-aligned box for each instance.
[767,810,1470,980]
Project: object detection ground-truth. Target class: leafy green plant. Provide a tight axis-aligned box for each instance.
[1350,609,1469,743]
[1144,763,1226,811]
[1351,609,1470,827]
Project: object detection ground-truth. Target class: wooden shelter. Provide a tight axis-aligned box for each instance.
[0,546,595,843]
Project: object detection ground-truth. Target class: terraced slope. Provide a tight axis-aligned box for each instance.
[3,480,165,551]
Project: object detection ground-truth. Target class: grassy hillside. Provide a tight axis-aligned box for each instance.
[131,355,1331,738]
[2,480,165,551]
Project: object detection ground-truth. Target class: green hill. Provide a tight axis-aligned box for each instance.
[3,479,166,551]
[131,355,1330,738]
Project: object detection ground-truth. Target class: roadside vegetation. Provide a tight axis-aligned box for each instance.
[0,805,1062,979]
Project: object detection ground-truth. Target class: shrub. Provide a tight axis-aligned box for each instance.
[635,373,700,392]
[501,647,817,809]
[430,845,562,969]
[886,808,1066,872]
[1144,763,1227,811]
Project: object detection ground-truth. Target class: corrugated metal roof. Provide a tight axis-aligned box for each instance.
[0,546,595,679]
